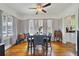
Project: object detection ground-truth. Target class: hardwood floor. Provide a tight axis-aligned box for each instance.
[5,41,76,56]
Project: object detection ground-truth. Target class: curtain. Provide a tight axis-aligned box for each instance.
[34,19,39,33]
[43,19,47,34]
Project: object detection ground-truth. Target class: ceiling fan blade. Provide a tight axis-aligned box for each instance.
[29,8,36,9]
[42,9,47,13]
[43,3,51,8]
[36,12,38,15]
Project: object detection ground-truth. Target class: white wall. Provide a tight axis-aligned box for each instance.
[60,4,78,44]
[19,18,62,36]
[0,4,18,19]
[0,5,22,49]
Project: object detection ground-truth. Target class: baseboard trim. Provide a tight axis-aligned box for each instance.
[5,45,12,50]
[5,43,16,50]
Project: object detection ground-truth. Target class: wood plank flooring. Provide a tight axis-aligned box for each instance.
[5,41,76,56]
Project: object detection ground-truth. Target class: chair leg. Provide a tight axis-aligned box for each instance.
[32,40,35,56]
[31,41,33,55]
[28,41,29,52]
[42,46,45,56]
[33,45,35,56]
[45,41,48,56]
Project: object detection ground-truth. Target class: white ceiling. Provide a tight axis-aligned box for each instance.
[0,3,74,19]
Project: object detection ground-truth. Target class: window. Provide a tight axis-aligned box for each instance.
[2,15,7,36]
[29,20,34,35]
[47,20,52,33]
[2,15,13,46]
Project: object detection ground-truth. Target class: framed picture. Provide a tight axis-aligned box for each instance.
[64,15,76,33]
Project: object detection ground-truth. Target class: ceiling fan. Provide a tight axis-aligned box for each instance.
[29,3,51,15]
